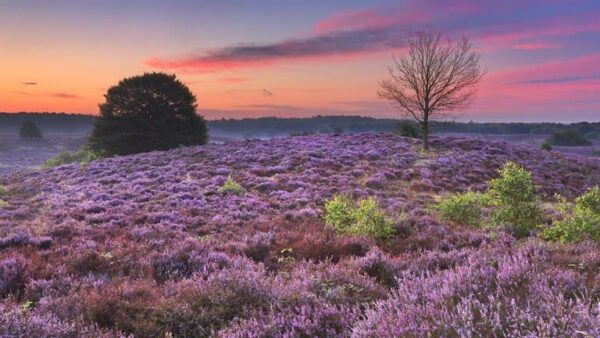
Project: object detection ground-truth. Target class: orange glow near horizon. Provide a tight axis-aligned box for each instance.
[1,1,599,122]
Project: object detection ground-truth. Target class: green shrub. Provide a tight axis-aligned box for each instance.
[394,121,421,138]
[220,176,243,195]
[487,161,541,237]
[352,197,395,240]
[0,185,7,196]
[43,148,101,168]
[545,129,592,146]
[324,195,394,240]
[324,194,355,233]
[542,186,600,243]
[0,200,7,207]
[439,190,486,227]
[541,142,552,151]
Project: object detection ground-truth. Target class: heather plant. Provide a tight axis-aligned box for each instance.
[438,190,486,227]
[0,134,599,335]
[486,161,541,237]
[324,195,394,240]
[220,176,244,195]
[542,186,600,243]
[0,255,28,298]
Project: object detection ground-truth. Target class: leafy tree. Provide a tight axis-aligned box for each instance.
[379,32,483,150]
[19,121,42,139]
[88,72,208,156]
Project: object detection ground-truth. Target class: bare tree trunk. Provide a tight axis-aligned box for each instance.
[422,121,429,150]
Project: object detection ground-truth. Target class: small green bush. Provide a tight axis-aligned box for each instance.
[439,190,486,227]
[43,148,101,168]
[542,186,600,243]
[0,185,7,196]
[324,194,356,233]
[324,195,394,240]
[220,176,244,195]
[352,197,395,240]
[487,161,541,237]
[541,142,552,151]
[394,121,421,138]
[0,200,7,207]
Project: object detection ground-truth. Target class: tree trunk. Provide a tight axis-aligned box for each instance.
[422,121,429,151]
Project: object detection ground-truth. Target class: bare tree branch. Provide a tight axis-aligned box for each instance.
[378,32,484,150]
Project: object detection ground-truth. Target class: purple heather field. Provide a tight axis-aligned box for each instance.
[1,133,600,337]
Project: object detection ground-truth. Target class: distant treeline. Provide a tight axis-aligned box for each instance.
[0,112,95,134]
[1,113,599,139]
[209,116,600,140]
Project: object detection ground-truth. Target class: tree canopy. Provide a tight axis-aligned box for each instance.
[88,72,208,155]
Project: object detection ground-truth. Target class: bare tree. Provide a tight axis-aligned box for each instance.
[379,32,483,150]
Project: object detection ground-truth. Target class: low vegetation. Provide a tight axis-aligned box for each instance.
[1,134,599,336]
[487,161,541,237]
[393,121,421,138]
[438,190,486,227]
[438,161,541,237]
[220,176,244,195]
[43,148,101,168]
[325,195,395,240]
[542,186,600,243]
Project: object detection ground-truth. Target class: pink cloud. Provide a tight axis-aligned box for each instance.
[145,1,600,73]
[512,42,561,51]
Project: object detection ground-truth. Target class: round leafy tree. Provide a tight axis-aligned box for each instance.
[19,121,43,139]
[89,72,208,156]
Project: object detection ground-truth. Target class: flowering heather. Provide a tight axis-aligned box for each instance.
[0,133,599,336]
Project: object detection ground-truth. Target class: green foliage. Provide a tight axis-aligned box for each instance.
[220,176,243,195]
[541,142,552,151]
[0,200,8,207]
[545,129,592,146]
[324,194,356,232]
[487,162,541,237]
[352,197,395,240]
[0,185,7,196]
[88,72,208,156]
[19,121,43,139]
[394,121,421,138]
[324,195,395,240]
[439,190,487,227]
[542,187,600,243]
[43,148,101,168]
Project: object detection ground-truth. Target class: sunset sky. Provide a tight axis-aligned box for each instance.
[1,0,599,122]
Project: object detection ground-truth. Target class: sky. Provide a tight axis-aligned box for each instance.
[0,0,599,122]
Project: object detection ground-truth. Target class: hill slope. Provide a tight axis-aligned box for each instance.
[1,134,599,336]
